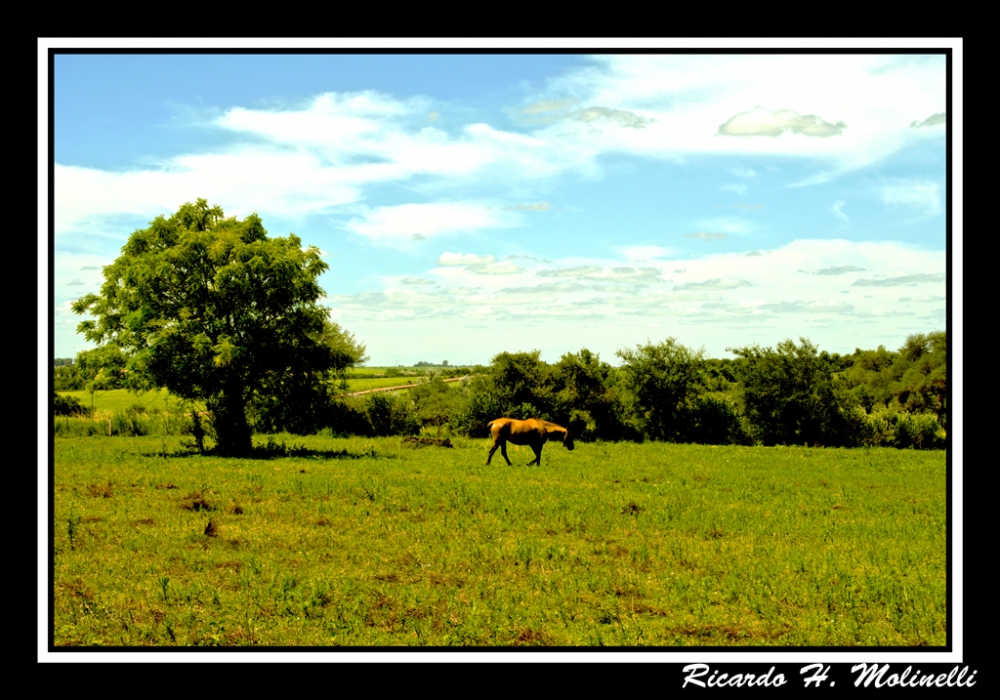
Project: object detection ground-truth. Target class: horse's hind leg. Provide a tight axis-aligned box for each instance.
[487,439,512,466]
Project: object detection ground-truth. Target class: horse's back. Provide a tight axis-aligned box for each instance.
[489,417,544,443]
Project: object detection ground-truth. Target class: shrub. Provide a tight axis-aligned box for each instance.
[53,392,89,417]
[363,392,420,437]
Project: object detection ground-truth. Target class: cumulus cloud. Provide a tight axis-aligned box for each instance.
[537,265,601,278]
[852,273,945,287]
[685,232,728,241]
[811,265,866,275]
[520,98,654,129]
[521,98,580,115]
[438,252,496,266]
[67,279,84,286]
[500,281,588,294]
[722,183,749,196]
[730,166,757,178]
[674,278,752,290]
[537,266,660,282]
[399,276,436,286]
[898,294,945,302]
[759,301,855,314]
[501,202,551,212]
[571,106,655,129]
[464,261,524,275]
[910,112,945,128]
[718,107,846,137]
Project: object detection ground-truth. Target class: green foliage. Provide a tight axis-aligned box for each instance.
[840,332,946,429]
[53,391,89,417]
[849,407,946,449]
[452,351,557,437]
[552,349,637,441]
[452,374,513,437]
[362,393,420,437]
[617,338,706,442]
[889,332,947,426]
[730,338,854,447]
[409,377,463,435]
[681,395,752,446]
[71,199,364,456]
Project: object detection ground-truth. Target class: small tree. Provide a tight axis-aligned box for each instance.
[730,338,852,446]
[72,199,364,456]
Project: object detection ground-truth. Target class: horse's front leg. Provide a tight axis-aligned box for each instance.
[527,444,542,466]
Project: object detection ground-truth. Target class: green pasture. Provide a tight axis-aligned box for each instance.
[58,388,182,414]
[51,435,947,647]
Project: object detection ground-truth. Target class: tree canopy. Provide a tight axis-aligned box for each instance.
[72,199,365,455]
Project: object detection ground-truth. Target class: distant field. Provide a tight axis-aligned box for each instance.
[342,376,424,393]
[57,388,182,414]
[56,374,467,411]
[52,435,947,647]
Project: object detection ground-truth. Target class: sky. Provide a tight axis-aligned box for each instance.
[48,45,956,367]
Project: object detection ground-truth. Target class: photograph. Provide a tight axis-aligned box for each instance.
[43,40,958,664]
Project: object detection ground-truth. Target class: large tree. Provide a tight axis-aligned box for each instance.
[72,199,364,456]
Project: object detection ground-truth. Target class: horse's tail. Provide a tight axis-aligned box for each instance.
[486,420,496,432]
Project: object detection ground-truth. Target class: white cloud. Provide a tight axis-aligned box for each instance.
[464,261,524,275]
[501,202,551,212]
[910,112,946,128]
[830,200,849,223]
[438,252,497,266]
[533,54,945,173]
[718,107,846,137]
[879,179,942,216]
[722,183,749,197]
[674,278,752,291]
[347,203,509,242]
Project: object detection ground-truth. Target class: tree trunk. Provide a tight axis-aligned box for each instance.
[209,388,252,457]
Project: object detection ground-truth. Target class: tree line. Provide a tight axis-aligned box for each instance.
[58,199,946,454]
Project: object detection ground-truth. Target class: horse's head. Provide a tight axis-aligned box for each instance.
[563,431,575,451]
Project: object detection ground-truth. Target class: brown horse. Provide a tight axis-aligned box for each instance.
[486,418,575,466]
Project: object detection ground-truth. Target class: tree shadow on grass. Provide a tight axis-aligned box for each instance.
[147,439,388,461]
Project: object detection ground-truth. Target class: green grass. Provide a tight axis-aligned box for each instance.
[51,435,947,647]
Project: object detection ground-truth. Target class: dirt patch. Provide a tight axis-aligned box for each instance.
[401,436,454,448]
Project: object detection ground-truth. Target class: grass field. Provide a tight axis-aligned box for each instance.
[51,434,947,647]
[57,371,464,410]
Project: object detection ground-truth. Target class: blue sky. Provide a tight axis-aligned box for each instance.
[49,47,954,366]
